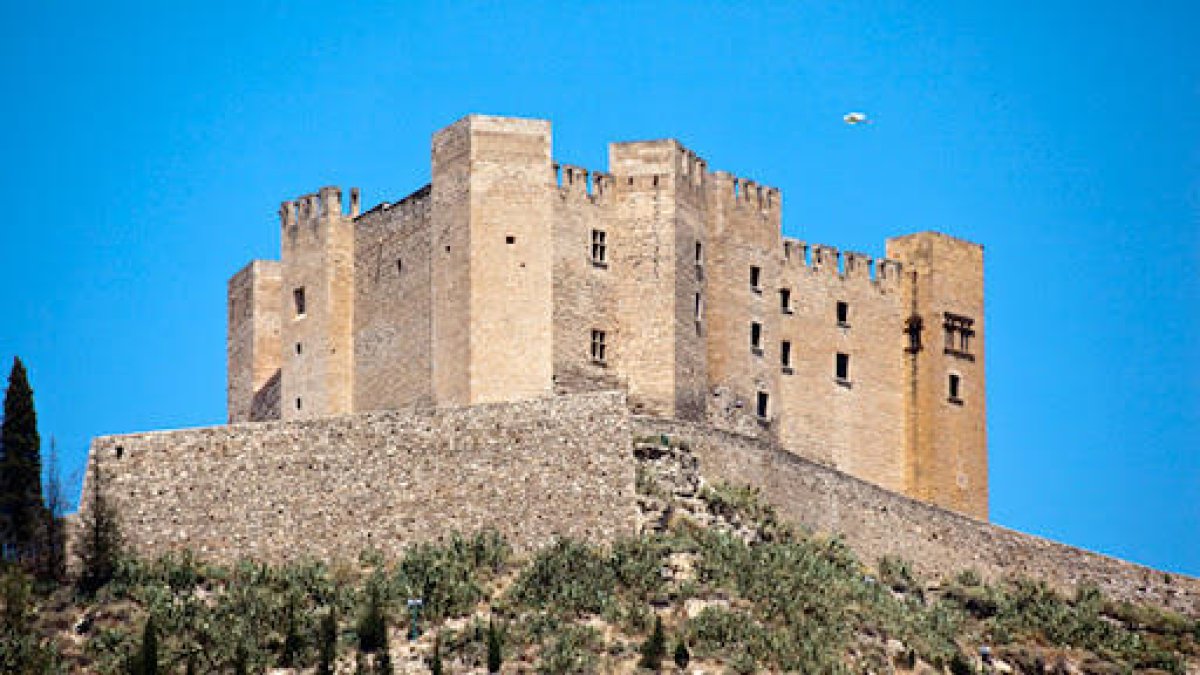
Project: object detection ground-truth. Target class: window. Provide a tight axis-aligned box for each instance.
[293,288,306,317]
[756,391,770,419]
[590,229,607,265]
[695,241,704,266]
[295,342,303,355]
[905,315,923,353]
[948,374,963,403]
[295,397,302,410]
[781,341,793,372]
[396,259,403,275]
[750,266,762,292]
[835,352,850,382]
[750,322,763,353]
[836,301,849,326]
[590,329,607,365]
[943,313,976,360]
[780,288,792,314]
[694,292,703,323]
[505,235,516,245]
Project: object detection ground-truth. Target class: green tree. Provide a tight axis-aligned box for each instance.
[318,609,337,675]
[133,616,158,675]
[76,458,122,596]
[38,437,66,582]
[429,633,444,675]
[358,585,387,653]
[486,618,503,673]
[673,638,690,670]
[1,357,43,559]
[639,615,666,671]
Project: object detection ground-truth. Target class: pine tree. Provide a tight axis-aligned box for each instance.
[1,357,43,559]
[486,618,503,673]
[638,615,665,671]
[317,609,337,675]
[76,458,122,596]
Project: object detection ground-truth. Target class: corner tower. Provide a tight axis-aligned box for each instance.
[887,232,988,519]
[279,186,356,419]
[430,115,555,405]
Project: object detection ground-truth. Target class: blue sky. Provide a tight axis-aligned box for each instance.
[1,2,1196,575]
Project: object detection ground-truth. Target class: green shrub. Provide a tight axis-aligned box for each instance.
[535,624,599,674]
[673,638,690,669]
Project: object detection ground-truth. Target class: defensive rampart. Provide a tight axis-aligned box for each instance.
[633,416,1200,616]
[81,392,637,564]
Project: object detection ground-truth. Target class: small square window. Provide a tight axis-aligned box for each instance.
[756,391,770,419]
[591,329,607,365]
[835,352,851,382]
[780,288,792,314]
[506,235,516,245]
[293,288,306,317]
[590,229,607,266]
[750,322,763,353]
[781,341,792,371]
[750,266,762,292]
[836,301,849,326]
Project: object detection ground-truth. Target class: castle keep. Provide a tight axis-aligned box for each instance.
[227,114,988,519]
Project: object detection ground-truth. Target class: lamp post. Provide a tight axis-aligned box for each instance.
[407,598,424,641]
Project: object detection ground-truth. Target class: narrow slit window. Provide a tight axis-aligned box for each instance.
[590,329,607,365]
[836,301,849,326]
[293,288,306,317]
[695,241,704,266]
[836,352,850,382]
[780,288,792,314]
[751,322,763,352]
[750,265,762,291]
[948,374,962,403]
[756,391,770,419]
[396,259,403,275]
[590,229,607,265]
[295,397,302,411]
[694,293,703,322]
[295,342,303,355]
[781,341,792,370]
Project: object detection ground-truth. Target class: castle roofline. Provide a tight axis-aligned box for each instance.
[888,230,984,250]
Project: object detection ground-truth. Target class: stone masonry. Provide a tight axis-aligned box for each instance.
[228,114,989,520]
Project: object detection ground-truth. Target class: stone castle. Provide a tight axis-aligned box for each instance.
[228,114,987,519]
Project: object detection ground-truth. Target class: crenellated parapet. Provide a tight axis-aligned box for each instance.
[280,186,361,241]
[778,238,903,291]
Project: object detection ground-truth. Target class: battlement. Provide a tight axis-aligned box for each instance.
[781,237,903,290]
[554,163,612,200]
[279,186,361,232]
[357,184,432,221]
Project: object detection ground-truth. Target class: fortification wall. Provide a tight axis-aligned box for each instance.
[82,392,638,564]
[353,186,434,410]
[774,240,908,494]
[633,417,1200,616]
[551,164,623,395]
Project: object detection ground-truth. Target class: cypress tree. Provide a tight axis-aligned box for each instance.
[486,618,502,673]
[1,357,43,557]
[76,458,122,596]
[136,616,158,675]
[638,615,665,671]
[429,633,443,675]
[317,609,337,675]
[357,586,387,653]
[673,638,690,670]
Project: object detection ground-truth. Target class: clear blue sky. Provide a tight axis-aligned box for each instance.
[1,2,1196,575]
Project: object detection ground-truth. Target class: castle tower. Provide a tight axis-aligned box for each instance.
[278,187,356,419]
[227,260,282,423]
[430,115,555,405]
[606,140,709,418]
[887,232,988,519]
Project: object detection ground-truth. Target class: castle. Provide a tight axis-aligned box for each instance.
[227,114,987,519]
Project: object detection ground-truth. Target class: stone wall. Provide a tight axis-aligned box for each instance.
[81,392,638,564]
[633,416,1200,616]
[353,186,434,411]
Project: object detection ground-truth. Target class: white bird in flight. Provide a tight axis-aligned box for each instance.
[843,112,871,125]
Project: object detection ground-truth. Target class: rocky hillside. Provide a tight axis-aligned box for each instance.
[3,436,1198,673]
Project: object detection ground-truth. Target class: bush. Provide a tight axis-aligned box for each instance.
[317,610,337,675]
[673,638,690,669]
[486,618,503,673]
